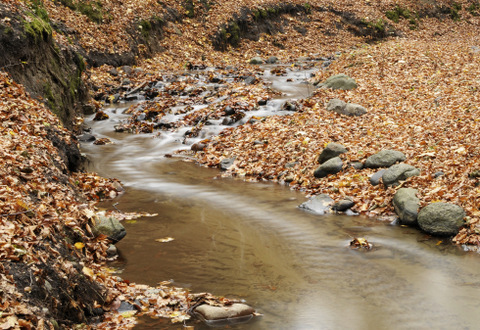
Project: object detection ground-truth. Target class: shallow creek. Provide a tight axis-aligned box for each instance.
[82,66,480,329]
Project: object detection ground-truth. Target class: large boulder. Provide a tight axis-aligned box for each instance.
[93,215,126,243]
[382,163,420,187]
[299,194,334,215]
[364,150,406,168]
[393,188,420,226]
[317,142,347,164]
[313,157,343,178]
[321,74,357,90]
[417,203,465,236]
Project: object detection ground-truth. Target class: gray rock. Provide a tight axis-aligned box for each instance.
[108,68,119,76]
[344,103,367,116]
[313,157,343,178]
[433,171,444,178]
[350,161,363,170]
[298,194,334,215]
[326,99,346,113]
[93,215,126,243]
[321,74,357,90]
[249,57,264,65]
[244,76,256,85]
[364,150,406,168]
[266,56,278,64]
[333,198,355,212]
[285,162,298,168]
[393,188,420,226]
[106,244,118,257]
[219,158,235,170]
[417,203,465,236]
[194,303,255,321]
[78,133,96,142]
[382,163,420,187]
[122,66,133,75]
[370,169,386,186]
[317,142,347,164]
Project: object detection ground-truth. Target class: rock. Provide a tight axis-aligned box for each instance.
[194,303,255,321]
[326,99,346,113]
[122,66,133,75]
[433,171,444,178]
[350,161,363,170]
[333,198,355,212]
[321,74,357,90]
[122,78,131,86]
[344,103,367,116]
[219,158,235,170]
[244,76,256,85]
[313,157,343,178]
[266,56,278,64]
[285,162,298,168]
[364,150,406,168]
[298,194,334,215]
[106,244,118,257]
[249,57,264,65]
[257,99,268,106]
[78,133,96,142]
[370,169,386,186]
[417,203,465,236]
[108,68,119,76]
[282,101,297,111]
[317,142,347,164]
[382,163,420,187]
[223,106,235,116]
[191,143,207,152]
[93,215,126,243]
[393,188,420,226]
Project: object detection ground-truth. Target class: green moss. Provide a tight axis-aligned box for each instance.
[227,22,240,46]
[385,6,418,28]
[467,2,480,15]
[267,7,277,16]
[43,83,58,114]
[55,0,104,24]
[362,18,386,32]
[24,12,53,42]
[450,2,462,20]
[304,3,312,14]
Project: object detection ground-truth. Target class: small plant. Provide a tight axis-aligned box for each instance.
[304,3,312,14]
[139,19,152,38]
[184,0,195,18]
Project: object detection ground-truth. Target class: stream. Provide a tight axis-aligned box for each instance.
[82,64,480,329]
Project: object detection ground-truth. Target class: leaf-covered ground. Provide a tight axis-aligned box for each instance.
[2,0,480,328]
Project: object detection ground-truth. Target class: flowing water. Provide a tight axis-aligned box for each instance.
[82,65,480,329]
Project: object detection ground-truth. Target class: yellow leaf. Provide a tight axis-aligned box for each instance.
[74,242,85,249]
[82,266,94,278]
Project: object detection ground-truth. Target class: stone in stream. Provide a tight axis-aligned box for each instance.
[193,303,255,326]
[298,194,334,215]
[417,203,465,236]
[219,158,235,170]
[326,99,346,113]
[321,74,357,90]
[266,56,278,64]
[249,57,264,65]
[93,215,126,243]
[333,197,355,212]
[77,133,96,142]
[393,188,420,226]
[364,150,406,168]
[317,142,347,164]
[244,76,256,85]
[382,163,420,187]
[313,157,343,178]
